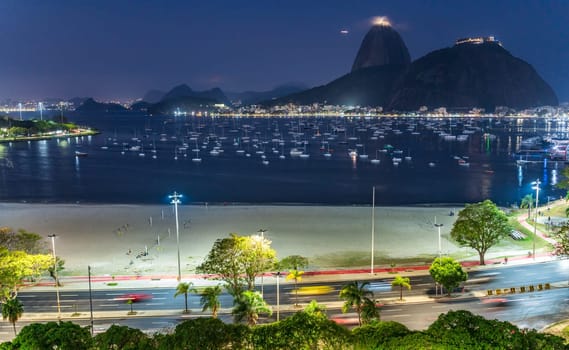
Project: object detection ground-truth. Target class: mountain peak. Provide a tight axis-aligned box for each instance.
[351,25,411,72]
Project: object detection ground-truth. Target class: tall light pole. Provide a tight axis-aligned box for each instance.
[48,234,61,319]
[258,229,267,297]
[371,186,375,274]
[169,192,183,281]
[434,221,444,260]
[532,179,541,260]
[274,271,281,321]
[88,266,94,335]
[18,103,22,121]
[38,102,43,121]
[434,219,443,297]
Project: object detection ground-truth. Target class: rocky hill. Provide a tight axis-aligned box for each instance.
[388,41,558,111]
[351,24,411,72]
[269,25,557,111]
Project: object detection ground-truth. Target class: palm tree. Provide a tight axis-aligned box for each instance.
[2,298,23,336]
[200,285,222,318]
[232,290,272,326]
[520,194,534,219]
[360,298,380,324]
[285,269,304,307]
[174,282,196,314]
[339,281,373,326]
[391,275,411,301]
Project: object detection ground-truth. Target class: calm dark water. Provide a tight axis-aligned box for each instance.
[1,112,567,206]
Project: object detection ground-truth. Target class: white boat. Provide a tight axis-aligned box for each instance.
[75,151,88,157]
[290,148,303,157]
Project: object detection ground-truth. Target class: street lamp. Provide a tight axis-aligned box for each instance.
[48,234,61,319]
[532,179,541,260]
[169,192,183,281]
[258,229,267,297]
[434,219,443,297]
[274,271,281,321]
[88,266,94,335]
[38,102,43,121]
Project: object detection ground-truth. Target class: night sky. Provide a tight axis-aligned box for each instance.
[1,0,568,102]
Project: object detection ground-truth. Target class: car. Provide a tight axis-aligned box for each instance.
[481,297,510,307]
[115,293,153,303]
[295,285,334,295]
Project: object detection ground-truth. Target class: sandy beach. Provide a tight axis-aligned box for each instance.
[0,203,526,277]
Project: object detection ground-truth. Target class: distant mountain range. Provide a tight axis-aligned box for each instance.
[76,25,558,114]
[124,83,306,114]
[268,24,558,111]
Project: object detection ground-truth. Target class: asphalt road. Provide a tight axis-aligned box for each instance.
[1,260,567,341]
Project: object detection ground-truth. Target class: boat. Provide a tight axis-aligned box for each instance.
[75,151,88,157]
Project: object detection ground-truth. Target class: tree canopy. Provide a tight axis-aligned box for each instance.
[551,222,569,257]
[196,233,276,296]
[429,257,468,296]
[0,248,52,301]
[450,200,511,265]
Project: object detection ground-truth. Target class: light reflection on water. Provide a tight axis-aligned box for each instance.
[0,113,568,206]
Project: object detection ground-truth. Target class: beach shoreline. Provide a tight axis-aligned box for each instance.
[0,202,525,277]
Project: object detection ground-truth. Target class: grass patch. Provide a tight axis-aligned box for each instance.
[562,325,569,341]
[106,282,118,286]
[310,251,469,269]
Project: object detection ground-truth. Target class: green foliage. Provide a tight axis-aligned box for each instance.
[0,248,52,300]
[1,298,23,336]
[233,290,272,326]
[158,317,251,350]
[47,256,65,286]
[551,223,569,257]
[93,325,154,350]
[304,300,327,317]
[360,298,381,324]
[0,228,45,254]
[286,269,304,306]
[252,311,350,350]
[11,321,93,350]
[196,233,276,296]
[352,320,410,349]
[520,193,534,218]
[426,310,567,349]
[450,200,511,265]
[279,255,309,270]
[391,275,411,301]
[429,257,468,296]
[174,281,196,313]
[339,281,374,326]
[200,285,222,318]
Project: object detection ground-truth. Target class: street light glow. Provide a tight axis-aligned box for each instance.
[169,191,183,281]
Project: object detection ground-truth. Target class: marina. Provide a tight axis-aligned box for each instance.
[1,113,569,206]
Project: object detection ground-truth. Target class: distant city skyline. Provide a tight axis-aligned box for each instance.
[1,0,568,102]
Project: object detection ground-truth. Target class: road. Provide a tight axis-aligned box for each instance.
[1,260,567,341]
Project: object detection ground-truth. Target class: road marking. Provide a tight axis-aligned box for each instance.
[152,297,166,300]
[104,293,124,296]
[151,321,169,325]
[389,314,411,318]
[62,299,78,303]
[146,303,164,306]
[382,308,403,312]
[17,295,36,298]
[100,304,119,307]
[61,294,79,297]
[151,292,169,295]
